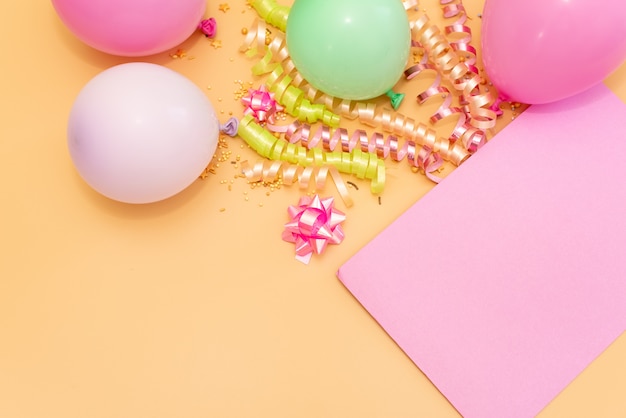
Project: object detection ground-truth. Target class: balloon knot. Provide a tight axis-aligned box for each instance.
[220,117,239,137]
[386,90,405,110]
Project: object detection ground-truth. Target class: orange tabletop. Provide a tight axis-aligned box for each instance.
[1,1,625,417]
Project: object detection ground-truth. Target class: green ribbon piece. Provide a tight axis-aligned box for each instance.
[252,0,290,32]
[237,115,385,194]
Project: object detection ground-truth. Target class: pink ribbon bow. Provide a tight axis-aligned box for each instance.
[241,85,284,124]
[282,195,346,264]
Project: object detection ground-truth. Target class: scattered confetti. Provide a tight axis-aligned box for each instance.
[169,48,187,59]
[210,39,222,49]
[218,3,230,12]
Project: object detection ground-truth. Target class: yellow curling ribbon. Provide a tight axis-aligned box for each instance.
[271,120,445,183]
[241,26,470,164]
[241,10,483,162]
[250,0,289,32]
[238,115,385,194]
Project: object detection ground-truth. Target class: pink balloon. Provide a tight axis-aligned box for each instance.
[481,0,626,104]
[51,0,206,56]
[68,63,219,204]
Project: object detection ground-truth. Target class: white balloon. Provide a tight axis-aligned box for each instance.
[68,62,219,203]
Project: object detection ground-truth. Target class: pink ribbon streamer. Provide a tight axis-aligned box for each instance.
[282,195,346,264]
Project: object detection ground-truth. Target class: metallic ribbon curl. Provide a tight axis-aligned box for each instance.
[269,120,444,184]
[404,52,486,153]
[439,0,478,74]
[242,22,341,127]
[240,159,353,207]
[410,13,497,139]
[402,0,419,10]
[238,114,385,194]
[242,32,469,164]
[240,17,472,163]
[282,195,346,265]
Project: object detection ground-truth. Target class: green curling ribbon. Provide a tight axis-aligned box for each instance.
[238,115,385,193]
[252,0,290,32]
[386,89,405,110]
[257,65,340,127]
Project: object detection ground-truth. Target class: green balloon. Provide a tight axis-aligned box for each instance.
[286,0,411,101]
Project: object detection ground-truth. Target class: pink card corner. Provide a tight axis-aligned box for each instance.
[338,83,626,418]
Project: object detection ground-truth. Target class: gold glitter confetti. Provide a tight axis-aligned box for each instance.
[210,39,222,49]
[169,48,186,59]
[218,3,230,12]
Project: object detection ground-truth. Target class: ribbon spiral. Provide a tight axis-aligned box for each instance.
[238,114,385,194]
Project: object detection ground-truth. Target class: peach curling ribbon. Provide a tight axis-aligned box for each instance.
[237,0,501,261]
[237,2,466,192]
[240,0,498,171]
[282,195,346,264]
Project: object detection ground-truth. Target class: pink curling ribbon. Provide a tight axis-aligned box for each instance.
[240,22,469,164]
[282,195,346,265]
[198,18,217,38]
[268,120,444,183]
[241,85,285,124]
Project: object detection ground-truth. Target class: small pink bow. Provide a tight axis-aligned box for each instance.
[241,85,284,124]
[282,195,346,264]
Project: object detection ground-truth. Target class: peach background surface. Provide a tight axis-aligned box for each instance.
[1,1,625,417]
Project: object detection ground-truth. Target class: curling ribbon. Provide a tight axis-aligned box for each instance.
[282,195,346,264]
[250,0,289,32]
[438,0,502,118]
[403,0,419,10]
[269,120,444,183]
[409,13,497,137]
[404,49,486,153]
[240,27,470,164]
[267,62,469,164]
[439,0,478,74]
[238,114,385,194]
[241,159,353,207]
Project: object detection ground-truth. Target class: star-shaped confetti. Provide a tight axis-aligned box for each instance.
[282,195,346,264]
[169,48,187,59]
[210,39,222,49]
[218,3,230,12]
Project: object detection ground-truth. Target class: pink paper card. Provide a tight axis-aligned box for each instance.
[338,83,626,418]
